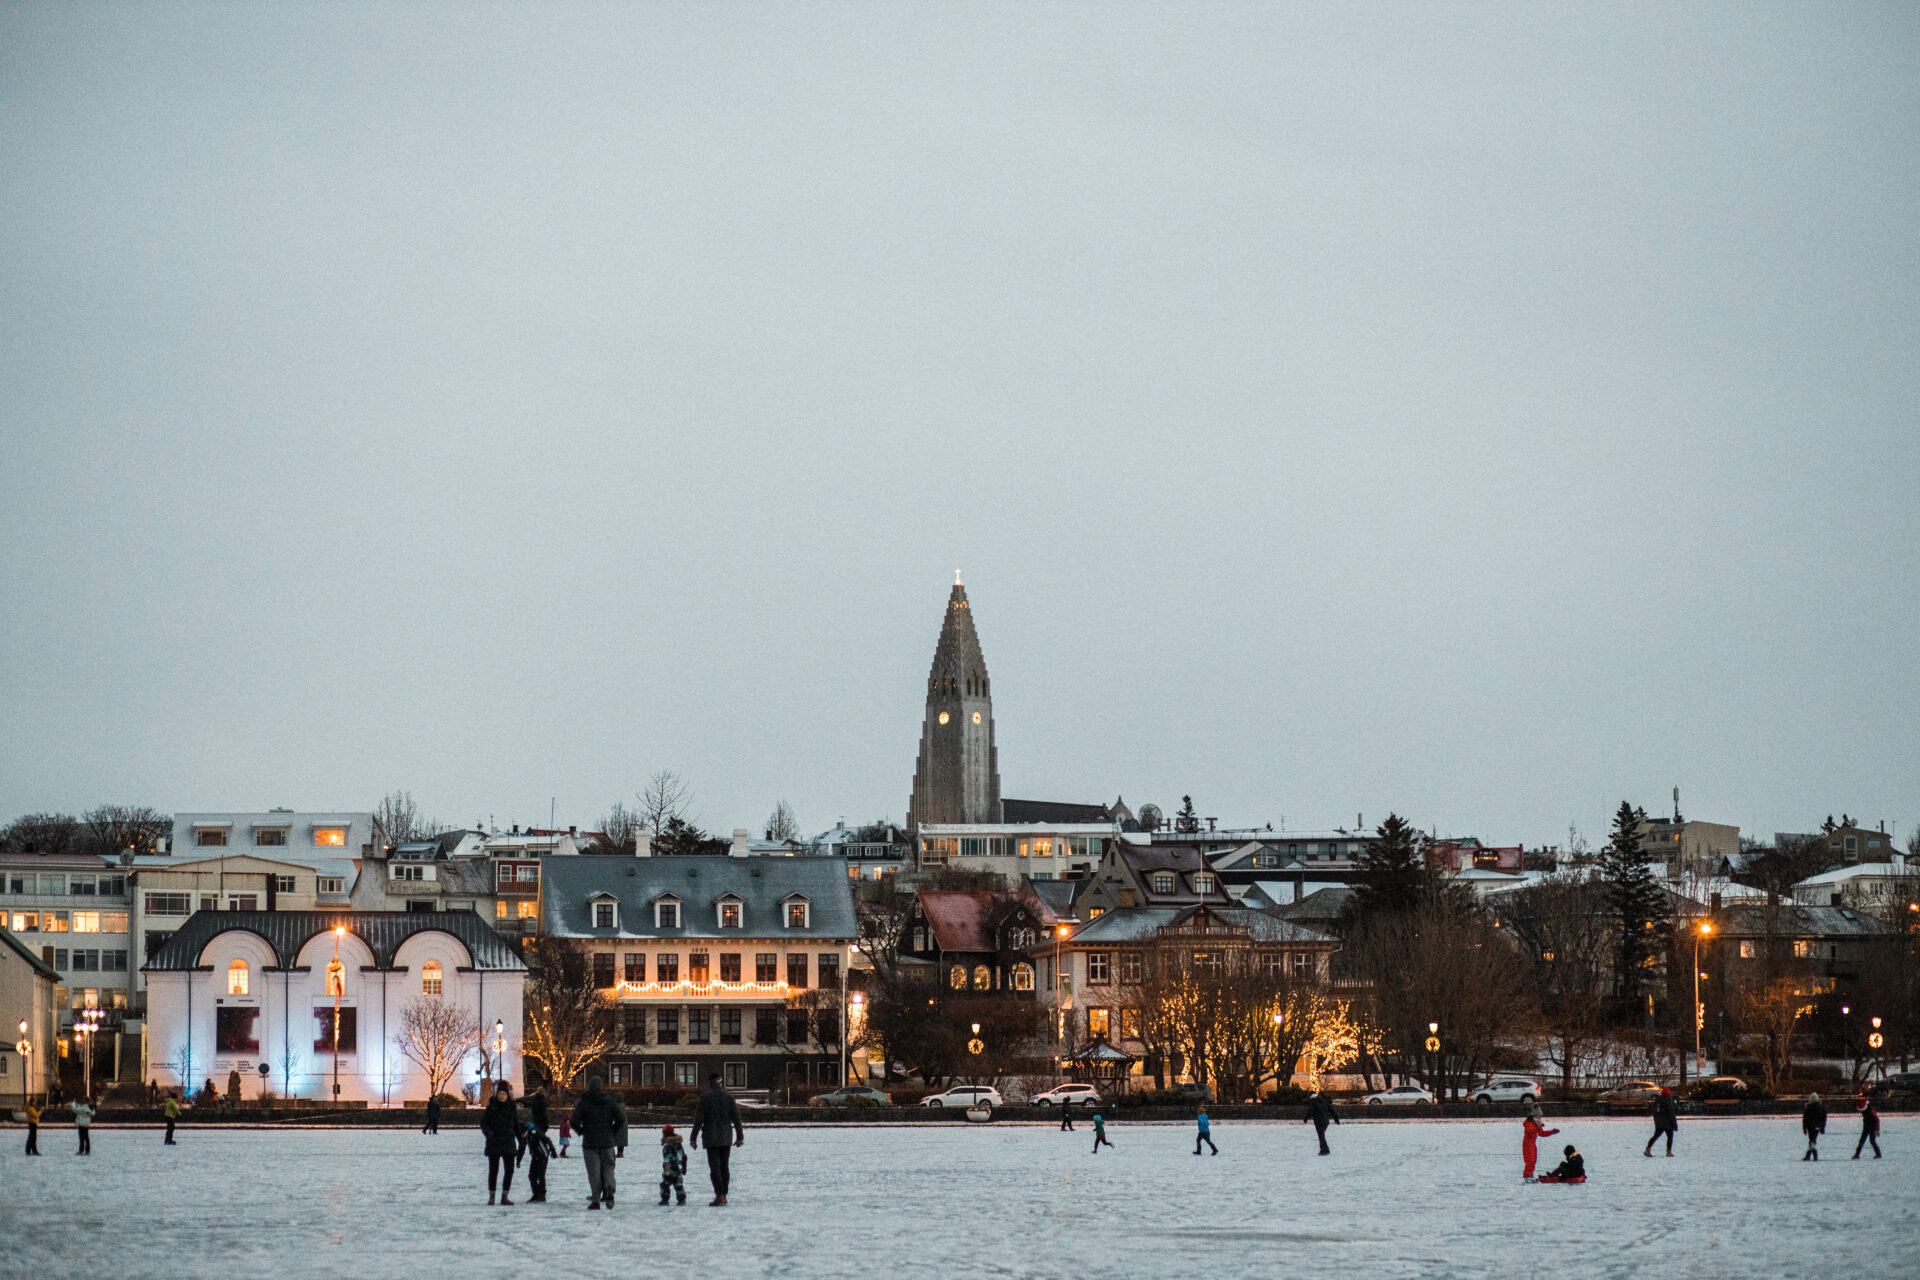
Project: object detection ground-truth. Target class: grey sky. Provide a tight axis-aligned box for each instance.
[3,4,1916,849]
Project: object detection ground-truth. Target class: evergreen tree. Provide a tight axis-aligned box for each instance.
[1600,801,1667,1006]
[1350,813,1428,918]
[1175,796,1200,834]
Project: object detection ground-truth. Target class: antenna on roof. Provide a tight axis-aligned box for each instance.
[954,567,963,586]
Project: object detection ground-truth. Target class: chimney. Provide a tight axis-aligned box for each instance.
[731,828,751,858]
[634,830,652,858]
[568,825,577,837]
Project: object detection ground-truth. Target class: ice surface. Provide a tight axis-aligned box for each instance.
[2,1115,1914,1279]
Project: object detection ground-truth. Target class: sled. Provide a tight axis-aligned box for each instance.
[1534,1175,1586,1184]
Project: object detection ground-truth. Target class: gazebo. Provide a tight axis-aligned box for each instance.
[1064,1037,1136,1095]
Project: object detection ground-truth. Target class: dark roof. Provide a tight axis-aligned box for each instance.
[916,889,1052,952]
[143,911,526,972]
[1003,799,1112,824]
[1277,886,1355,922]
[1115,844,1234,906]
[1051,905,1336,949]
[1,927,61,981]
[541,855,857,940]
[1710,902,1898,939]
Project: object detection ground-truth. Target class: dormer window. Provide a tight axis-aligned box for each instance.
[717,897,743,929]
[655,897,681,929]
[784,896,811,929]
[591,898,618,929]
[1150,872,1175,894]
[1193,873,1216,894]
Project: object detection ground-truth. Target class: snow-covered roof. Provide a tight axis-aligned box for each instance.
[1794,862,1911,888]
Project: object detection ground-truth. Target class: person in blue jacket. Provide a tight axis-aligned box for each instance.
[1194,1108,1218,1155]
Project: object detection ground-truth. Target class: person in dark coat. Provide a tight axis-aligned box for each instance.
[690,1073,745,1206]
[482,1081,519,1205]
[570,1075,629,1209]
[1853,1097,1881,1160]
[1643,1088,1678,1157]
[422,1095,441,1135]
[1058,1099,1075,1132]
[1304,1091,1340,1156]
[518,1116,557,1201]
[1542,1144,1585,1181]
[527,1086,550,1136]
[1801,1093,1827,1161]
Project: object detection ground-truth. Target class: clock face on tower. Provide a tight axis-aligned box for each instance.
[973,712,982,724]
[938,712,950,725]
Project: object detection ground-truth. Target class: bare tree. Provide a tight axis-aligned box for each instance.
[854,881,917,976]
[765,800,801,842]
[595,802,640,854]
[1502,873,1614,1092]
[521,937,614,1094]
[393,997,479,1100]
[82,805,169,857]
[0,813,82,857]
[373,790,439,850]
[1740,977,1815,1094]
[636,770,691,836]
[170,1041,201,1097]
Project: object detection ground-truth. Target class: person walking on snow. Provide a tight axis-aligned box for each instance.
[690,1073,745,1206]
[518,1115,557,1201]
[163,1094,180,1145]
[1643,1087,1678,1157]
[1853,1097,1882,1160]
[659,1125,689,1205]
[482,1080,519,1205]
[1059,1100,1076,1132]
[1194,1109,1218,1155]
[558,1116,572,1157]
[1521,1113,1560,1179]
[570,1074,629,1209]
[1090,1113,1113,1153]
[1801,1093,1827,1161]
[23,1101,40,1155]
[1305,1091,1340,1156]
[71,1098,94,1155]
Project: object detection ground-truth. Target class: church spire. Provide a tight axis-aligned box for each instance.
[909,575,1002,829]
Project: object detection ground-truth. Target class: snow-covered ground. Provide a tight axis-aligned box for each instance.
[2,1115,1914,1279]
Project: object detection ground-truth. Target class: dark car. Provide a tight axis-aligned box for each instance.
[1869,1072,1920,1099]
[1174,1082,1215,1105]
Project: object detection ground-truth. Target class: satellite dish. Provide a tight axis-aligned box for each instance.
[1138,804,1163,832]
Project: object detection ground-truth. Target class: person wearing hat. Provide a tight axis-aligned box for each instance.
[1643,1087,1678,1158]
[1542,1143,1584,1182]
[1853,1096,1882,1160]
[569,1074,630,1209]
[690,1073,745,1205]
[1521,1112,1560,1180]
[1802,1092,1827,1161]
[659,1124,689,1205]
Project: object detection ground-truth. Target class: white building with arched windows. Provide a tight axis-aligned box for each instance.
[143,912,526,1104]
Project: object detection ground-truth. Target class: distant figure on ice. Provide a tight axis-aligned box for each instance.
[690,1073,745,1206]
[1090,1113,1113,1154]
[1802,1093,1827,1161]
[1643,1088,1678,1157]
[482,1080,519,1205]
[559,1116,572,1157]
[71,1098,95,1155]
[1059,1099,1075,1132]
[659,1124,689,1205]
[1853,1097,1880,1160]
[422,1094,441,1135]
[163,1094,180,1145]
[23,1101,40,1155]
[1305,1091,1340,1156]
[1521,1114,1560,1179]
[1194,1108,1218,1155]
[519,1115,557,1202]
[572,1074,631,1210]
[1538,1144,1584,1182]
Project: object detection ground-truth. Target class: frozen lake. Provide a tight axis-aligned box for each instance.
[2,1114,1914,1279]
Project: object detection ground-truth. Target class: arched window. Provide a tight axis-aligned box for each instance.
[949,966,966,990]
[227,959,249,995]
[325,958,346,996]
[1012,963,1035,992]
[972,965,991,990]
[421,961,443,996]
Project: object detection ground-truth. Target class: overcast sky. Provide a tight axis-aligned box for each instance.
[3,4,1915,849]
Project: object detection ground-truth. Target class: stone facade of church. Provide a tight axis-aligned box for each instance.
[908,578,1003,828]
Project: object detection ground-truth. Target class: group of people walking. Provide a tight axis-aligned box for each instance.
[471,1072,744,1209]
[1799,1092,1883,1161]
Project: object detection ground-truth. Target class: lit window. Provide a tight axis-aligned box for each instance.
[313,828,347,847]
[972,965,991,990]
[228,959,249,995]
[1121,1008,1141,1039]
[1012,963,1035,991]
[1793,941,1813,958]
[325,958,346,996]
[720,901,742,929]
[1087,907,1105,919]
[517,900,537,919]
[421,961,442,995]
[1031,838,1053,857]
[72,912,100,934]
[786,901,809,929]
[949,966,967,989]
[1739,940,1755,959]
[495,901,509,919]
[1088,1008,1110,1038]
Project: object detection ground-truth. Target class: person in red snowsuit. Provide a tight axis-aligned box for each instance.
[1522,1114,1561,1179]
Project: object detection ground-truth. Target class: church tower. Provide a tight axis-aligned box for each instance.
[908,573,1003,828]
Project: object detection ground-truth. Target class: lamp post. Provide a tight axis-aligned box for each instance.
[1426,1022,1441,1100]
[76,1008,103,1103]
[1694,922,1713,1078]
[17,1017,30,1111]
[330,925,345,1102]
[1054,924,1072,1076]
[492,1019,506,1087]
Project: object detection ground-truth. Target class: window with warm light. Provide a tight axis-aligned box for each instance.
[1121,1008,1141,1039]
[1012,962,1035,991]
[517,900,537,919]
[785,900,810,929]
[1088,1007,1110,1038]
[719,900,742,929]
[495,901,509,919]
[313,828,346,847]
[1740,940,1756,959]
[972,965,991,990]
[421,961,442,996]
[949,965,966,989]
[228,959,249,995]
[689,951,711,983]
[325,958,346,996]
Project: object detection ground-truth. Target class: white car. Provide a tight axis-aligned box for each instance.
[1471,1078,1539,1106]
[1028,1083,1101,1108]
[920,1085,1005,1108]
[1363,1085,1435,1107]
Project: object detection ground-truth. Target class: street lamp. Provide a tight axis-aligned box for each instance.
[1694,922,1713,1078]
[1054,924,1073,1071]
[492,1019,506,1086]
[1426,1022,1441,1099]
[330,925,346,1102]
[16,1017,30,1111]
[76,1008,103,1103]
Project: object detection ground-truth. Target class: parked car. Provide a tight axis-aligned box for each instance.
[1869,1072,1920,1099]
[1173,1082,1215,1105]
[1596,1080,1666,1107]
[1363,1085,1435,1107]
[1691,1076,1750,1100]
[810,1086,893,1108]
[1470,1078,1539,1106]
[920,1085,1005,1108]
[1029,1083,1101,1108]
